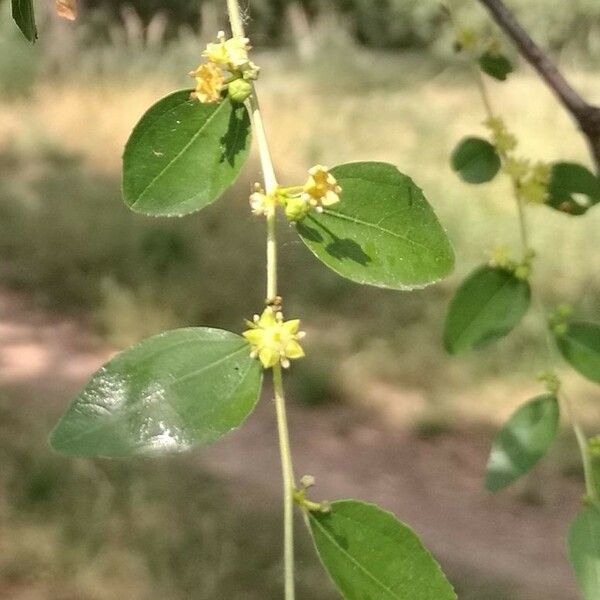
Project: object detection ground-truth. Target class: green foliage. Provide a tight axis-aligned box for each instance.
[451,137,501,184]
[478,52,514,81]
[443,266,531,354]
[50,328,262,457]
[547,162,600,216]
[485,394,559,492]
[11,0,37,42]
[308,500,456,600]
[123,91,251,216]
[554,322,600,384]
[296,162,455,290]
[567,506,600,600]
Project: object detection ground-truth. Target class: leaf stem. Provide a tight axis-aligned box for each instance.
[225,2,296,597]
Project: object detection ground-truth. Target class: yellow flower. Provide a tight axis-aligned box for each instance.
[243,308,306,369]
[203,31,260,78]
[189,62,225,104]
[302,165,342,212]
[484,116,517,153]
[489,245,513,270]
[249,183,279,217]
[455,28,478,51]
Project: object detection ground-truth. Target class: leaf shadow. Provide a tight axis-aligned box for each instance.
[298,217,371,267]
[219,103,251,167]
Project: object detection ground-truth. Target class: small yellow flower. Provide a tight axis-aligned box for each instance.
[503,156,530,180]
[489,245,513,270]
[455,27,478,51]
[189,62,225,104]
[302,165,342,212]
[203,31,260,78]
[249,183,279,217]
[243,307,306,369]
[484,116,517,153]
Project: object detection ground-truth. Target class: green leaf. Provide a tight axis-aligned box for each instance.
[485,394,559,492]
[555,322,600,383]
[308,500,456,600]
[478,52,514,81]
[568,506,600,600]
[50,328,262,457]
[12,0,37,42]
[444,265,531,354]
[451,137,501,184]
[123,91,251,217]
[547,162,600,216]
[296,162,455,290]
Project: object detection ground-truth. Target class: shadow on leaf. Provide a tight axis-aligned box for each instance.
[299,218,371,266]
[220,103,251,167]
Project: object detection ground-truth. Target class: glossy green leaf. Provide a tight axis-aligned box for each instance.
[308,500,456,600]
[485,394,559,492]
[123,91,251,216]
[50,328,262,457]
[451,137,501,184]
[478,52,513,81]
[12,0,37,42]
[296,162,455,290]
[568,506,600,600]
[547,162,600,216]
[444,265,531,354]
[555,322,600,383]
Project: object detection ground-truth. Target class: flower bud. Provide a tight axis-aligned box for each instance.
[228,78,252,103]
[284,196,310,223]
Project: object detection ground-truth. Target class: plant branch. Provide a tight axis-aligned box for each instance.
[225,2,295,598]
[478,0,600,172]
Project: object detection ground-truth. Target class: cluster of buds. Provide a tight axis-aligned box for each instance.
[242,307,306,369]
[548,304,573,337]
[483,116,550,205]
[249,165,342,223]
[454,27,504,57]
[537,370,561,395]
[293,475,331,514]
[189,31,260,104]
[489,245,535,280]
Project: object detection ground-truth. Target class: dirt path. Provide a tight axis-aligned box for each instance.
[0,288,582,599]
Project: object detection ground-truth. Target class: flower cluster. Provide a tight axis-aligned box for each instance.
[243,307,306,369]
[248,165,342,222]
[189,31,259,104]
[489,245,535,280]
[484,116,550,205]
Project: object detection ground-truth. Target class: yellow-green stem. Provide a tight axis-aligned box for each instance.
[273,363,296,600]
[225,2,296,597]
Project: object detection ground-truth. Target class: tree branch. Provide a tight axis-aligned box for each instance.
[478,0,600,173]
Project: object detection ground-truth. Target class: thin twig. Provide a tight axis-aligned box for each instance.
[478,0,600,172]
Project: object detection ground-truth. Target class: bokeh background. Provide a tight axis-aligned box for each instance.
[1,1,600,598]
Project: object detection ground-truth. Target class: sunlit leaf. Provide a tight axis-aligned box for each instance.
[451,137,501,184]
[547,162,600,216]
[308,500,456,600]
[568,506,600,600]
[444,265,530,354]
[296,162,455,290]
[50,328,262,457]
[555,321,600,383]
[123,91,251,216]
[485,394,559,492]
[12,0,37,42]
[478,52,513,81]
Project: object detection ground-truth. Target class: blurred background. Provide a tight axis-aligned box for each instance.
[1,0,599,598]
